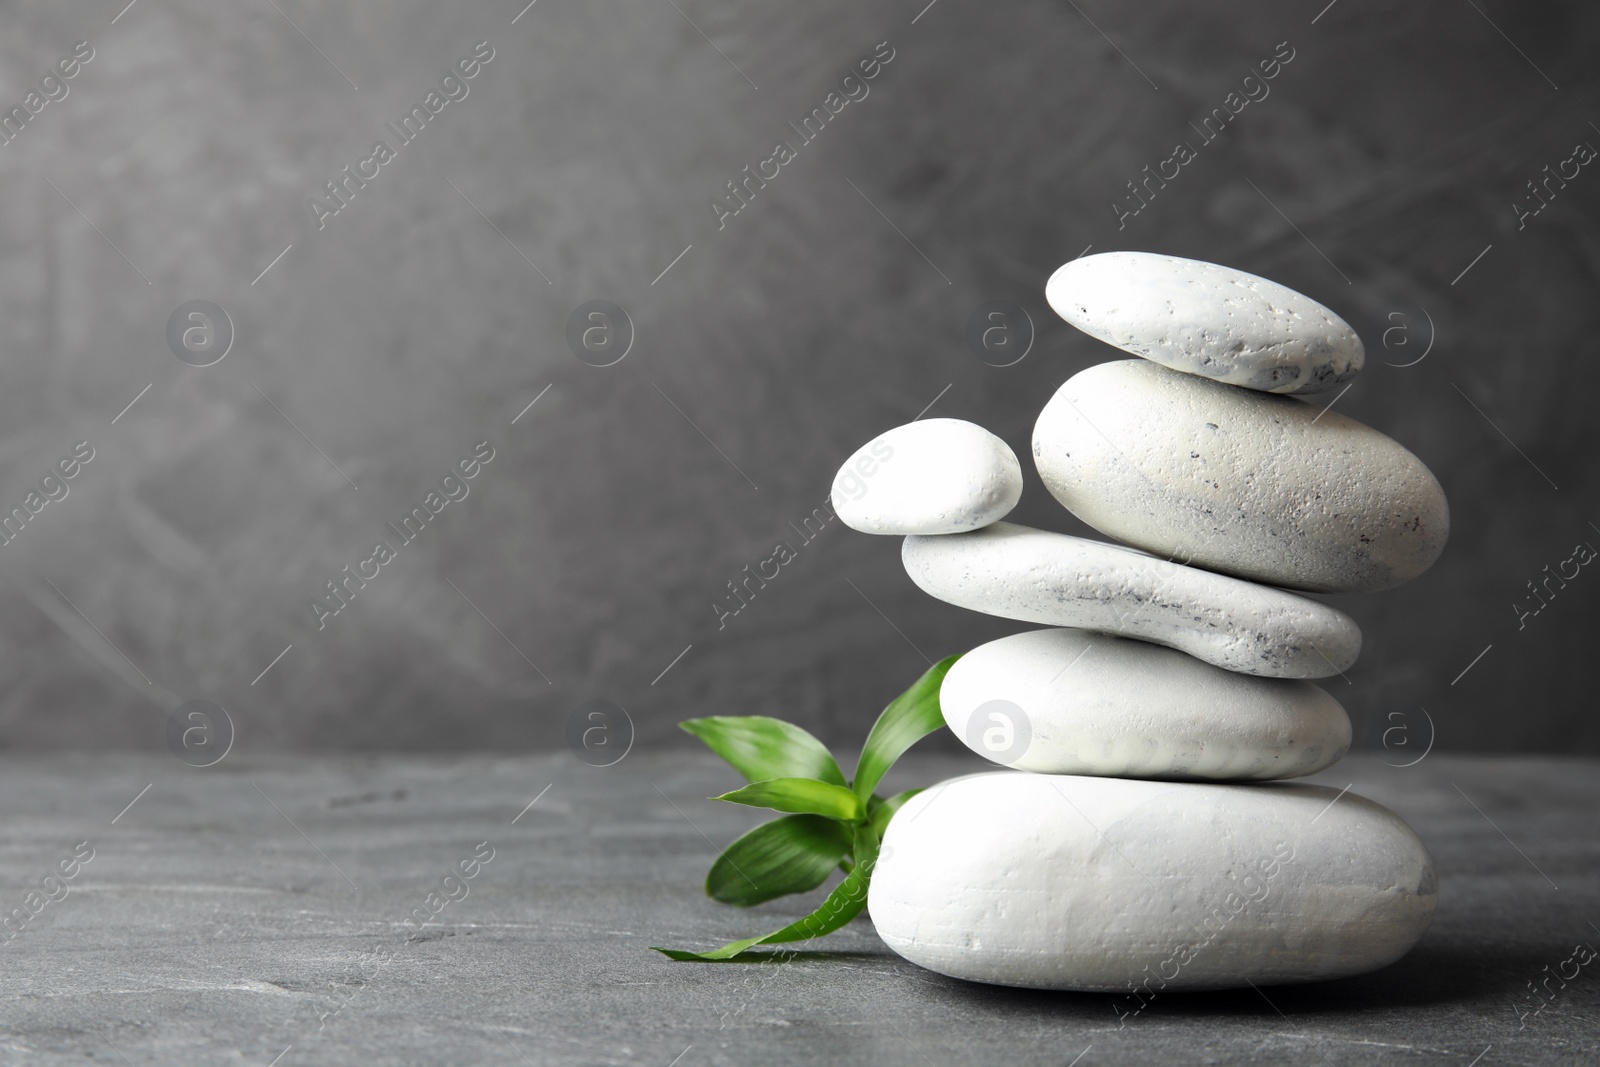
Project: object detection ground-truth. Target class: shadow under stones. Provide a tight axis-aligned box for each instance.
[880,942,1545,1019]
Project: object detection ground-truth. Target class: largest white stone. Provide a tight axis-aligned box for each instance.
[870,773,1437,992]
[901,522,1360,679]
[1045,251,1363,395]
[1033,360,1449,593]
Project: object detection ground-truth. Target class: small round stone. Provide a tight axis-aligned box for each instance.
[1032,359,1449,593]
[831,418,1022,536]
[901,522,1360,679]
[1045,251,1363,394]
[942,628,1350,779]
[870,772,1437,992]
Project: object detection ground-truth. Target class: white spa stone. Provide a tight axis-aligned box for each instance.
[940,628,1350,779]
[869,772,1437,992]
[901,522,1360,679]
[1033,360,1449,593]
[830,418,1023,536]
[1045,252,1363,394]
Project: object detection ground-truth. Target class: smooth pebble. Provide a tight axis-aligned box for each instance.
[870,772,1437,992]
[1033,359,1449,593]
[901,522,1360,679]
[831,418,1022,536]
[1046,251,1363,394]
[941,628,1350,779]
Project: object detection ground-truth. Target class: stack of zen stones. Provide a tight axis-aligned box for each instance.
[831,252,1445,994]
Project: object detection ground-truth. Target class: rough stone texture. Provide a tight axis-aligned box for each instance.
[1045,252,1364,394]
[831,419,1022,535]
[0,752,1595,1065]
[940,628,1349,779]
[871,772,1435,991]
[902,522,1361,679]
[1033,360,1450,593]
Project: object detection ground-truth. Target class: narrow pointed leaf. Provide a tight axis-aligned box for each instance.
[869,789,924,839]
[706,814,851,907]
[654,824,881,961]
[716,778,865,822]
[852,655,960,802]
[680,716,846,786]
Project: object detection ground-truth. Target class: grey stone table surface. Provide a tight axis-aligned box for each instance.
[1,751,1596,1066]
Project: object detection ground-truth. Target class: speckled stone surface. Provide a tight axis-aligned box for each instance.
[870,772,1435,991]
[831,419,1023,535]
[901,522,1361,679]
[1045,252,1364,395]
[1,752,1592,1066]
[1033,360,1449,593]
[940,627,1350,779]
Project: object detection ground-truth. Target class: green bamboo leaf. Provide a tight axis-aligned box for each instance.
[869,789,924,839]
[680,716,846,786]
[852,655,960,802]
[654,824,880,961]
[706,814,851,907]
[715,778,865,822]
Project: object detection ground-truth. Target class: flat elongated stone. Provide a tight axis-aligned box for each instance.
[941,628,1349,779]
[901,522,1360,679]
[831,418,1022,535]
[1033,360,1449,593]
[870,772,1437,992]
[1045,252,1363,394]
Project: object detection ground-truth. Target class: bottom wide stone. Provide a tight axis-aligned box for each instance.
[869,772,1436,992]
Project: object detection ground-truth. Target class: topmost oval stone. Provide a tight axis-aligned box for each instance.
[1046,251,1363,395]
[831,418,1022,535]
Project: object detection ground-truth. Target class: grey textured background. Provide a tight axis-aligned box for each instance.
[0,0,1596,757]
